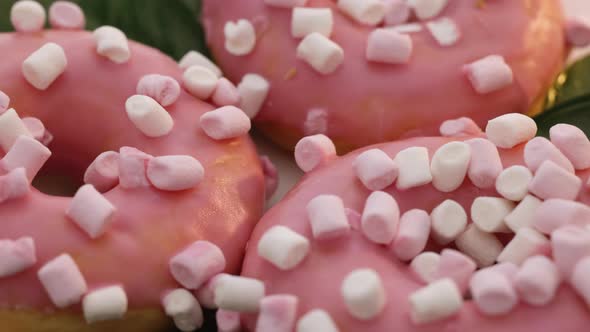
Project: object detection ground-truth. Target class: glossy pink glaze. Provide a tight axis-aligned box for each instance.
[0,31,265,313]
[241,136,590,331]
[202,0,566,151]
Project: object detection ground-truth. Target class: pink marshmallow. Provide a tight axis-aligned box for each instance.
[195,273,228,309]
[260,155,279,200]
[433,249,477,294]
[0,168,30,203]
[48,1,85,30]
[255,295,298,332]
[533,199,590,234]
[469,269,517,316]
[353,148,398,191]
[118,147,153,189]
[294,134,336,172]
[169,241,226,289]
[549,123,590,170]
[366,28,412,64]
[146,155,204,191]
[136,74,181,107]
[345,208,362,231]
[391,209,431,261]
[524,137,575,173]
[217,309,241,332]
[0,90,9,114]
[489,262,519,281]
[212,78,241,107]
[1,135,51,181]
[21,117,45,142]
[303,108,328,136]
[264,0,307,8]
[361,191,400,244]
[200,106,251,140]
[463,55,513,94]
[571,257,590,308]
[514,256,560,306]
[306,195,350,240]
[66,184,116,239]
[439,117,482,137]
[0,237,36,278]
[565,18,590,47]
[551,226,590,278]
[84,151,120,193]
[465,138,503,189]
[38,254,88,308]
[528,160,581,200]
[383,0,410,26]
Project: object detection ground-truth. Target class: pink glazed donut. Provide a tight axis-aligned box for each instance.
[202,0,567,152]
[0,1,264,331]
[228,114,590,332]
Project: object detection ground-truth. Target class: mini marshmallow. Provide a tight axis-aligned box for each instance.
[84,151,120,192]
[469,269,517,316]
[528,160,581,200]
[11,0,46,32]
[409,278,463,325]
[524,136,575,173]
[22,42,67,90]
[489,262,519,281]
[1,135,51,180]
[388,23,423,34]
[66,184,116,239]
[550,123,590,170]
[237,73,270,118]
[456,224,503,267]
[214,275,265,312]
[258,226,310,270]
[430,199,467,245]
[292,7,333,38]
[306,195,350,239]
[21,117,45,141]
[353,149,398,191]
[433,249,477,294]
[0,108,33,152]
[341,268,386,320]
[504,195,542,232]
[571,257,590,308]
[146,155,204,191]
[439,117,482,137]
[118,146,152,189]
[426,17,460,46]
[565,17,590,47]
[260,155,279,199]
[338,0,386,26]
[471,197,514,233]
[485,113,537,149]
[497,227,549,265]
[366,29,412,64]
[514,256,560,306]
[169,241,226,289]
[0,237,36,278]
[212,78,240,107]
[465,138,502,189]
[256,295,298,332]
[136,74,181,107]
[383,0,410,26]
[410,252,441,284]
[93,26,131,64]
[125,95,174,138]
[0,90,9,113]
[430,141,471,192]
[391,209,431,261]
[297,309,339,332]
[464,55,513,94]
[265,0,307,7]
[294,134,336,172]
[195,273,228,309]
[49,1,85,30]
[495,165,533,201]
[162,289,204,332]
[183,65,220,100]
[551,226,590,278]
[179,50,222,77]
[394,147,432,190]
[0,168,30,203]
[217,309,241,332]
[83,286,127,324]
[200,105,251,140]
[412,0,449,20]
[533,199,590,234]
[297,33,344,74]
[38,254,88,308]
[224,19,256,56]
[361,191,400,244]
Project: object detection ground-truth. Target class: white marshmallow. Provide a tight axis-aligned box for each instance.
[296,33,344,75]
[292,8,333,38]
[471,197,514,233]
[361,191,400,244]
[497,227,549,265]
[426,17,460,46]
[306,195,350,239]
[394,147,432,190]
[237,73,270,118]
[412,0,449,20]
[296,309,339,332]
[11,0,46,32]
[504,195,542,232]
[455,224,503,267]
[485,113,537,149]
[22,42,67,90]
[337,0,386,26]
[410,252,441,284]
[341,268,386,320]
[464,55,514,94]
[430,199,467,245]
[224,19,256,56]
[178,50,222,77]
[183,65,220,100]
[430,141,471,192]
[257,226,310,270]
[93,26,130,64]
[162,289,204,332]
[83,286,128,324]
[495,165,533,201]
[409,278,463,325]
[0,108,33,152]
[388,23,423,34]
[214,275,265,312]
[125,95,174,137]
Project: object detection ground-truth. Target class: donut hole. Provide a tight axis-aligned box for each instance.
[32,156,86,197]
